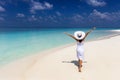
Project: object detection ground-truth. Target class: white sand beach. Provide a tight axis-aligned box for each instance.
[0,35,120,80]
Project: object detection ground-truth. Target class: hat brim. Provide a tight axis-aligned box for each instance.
[74,31,85,40]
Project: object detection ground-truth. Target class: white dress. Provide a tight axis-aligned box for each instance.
[76,42,84,60]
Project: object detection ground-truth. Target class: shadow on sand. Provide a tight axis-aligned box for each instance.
[62,60,87,67]
[62,60,79,67]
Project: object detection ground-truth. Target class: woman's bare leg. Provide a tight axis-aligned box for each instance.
[78,59,82,72]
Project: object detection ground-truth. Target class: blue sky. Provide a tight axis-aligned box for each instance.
[0,0,120,28]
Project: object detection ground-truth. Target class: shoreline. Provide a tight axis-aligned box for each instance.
[0,30,120,80]
[0,43,75,67]
[0,30,120,67]
[0,35,119,80]
[0,29,119,66]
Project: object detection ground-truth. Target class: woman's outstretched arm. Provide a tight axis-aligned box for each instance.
[64,32,78,41]
[83,27,96,40]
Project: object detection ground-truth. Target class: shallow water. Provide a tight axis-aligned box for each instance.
[0,28,119,65]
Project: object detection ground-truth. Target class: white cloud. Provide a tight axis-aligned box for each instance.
[0,5,5,12]
[16,13,25,17]
[88,9,120,23]
[47,15,58,23]
[90,9,109,19]
[44,2,53,9]
[30,0,53,14]
[28,15,37,21]
[72,14,84,22]
[87,10,120,27]
[56,11,61,16]
[86,0,106,7]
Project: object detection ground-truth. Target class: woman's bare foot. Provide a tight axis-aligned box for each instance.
[78,65,82,72]
[78,66,81,72]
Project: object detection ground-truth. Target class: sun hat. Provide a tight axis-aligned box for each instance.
[74,31,85,40]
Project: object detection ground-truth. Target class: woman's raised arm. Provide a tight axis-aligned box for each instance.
[64,32,78,41]
[82,27,96,40]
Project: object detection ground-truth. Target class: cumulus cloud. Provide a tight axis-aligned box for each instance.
[86,9,120,27]
[67,9,120,27]
[72,14,84,22]
[30,0,53,14]
[0,5,5,12]
[28,15,37,21]
[47,15,58,23]
[56,11,61,16]
[44,2,53,8]
[86,0,106,7]
[89,9,120,21]
[16,13,25,17]
[89,9,109,19]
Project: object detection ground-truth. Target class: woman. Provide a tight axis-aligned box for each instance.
[64,27,95,72]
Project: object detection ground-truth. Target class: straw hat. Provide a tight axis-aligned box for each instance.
[74,31,85,40]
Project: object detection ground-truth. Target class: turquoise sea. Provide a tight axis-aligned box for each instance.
[0,28,120,65]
